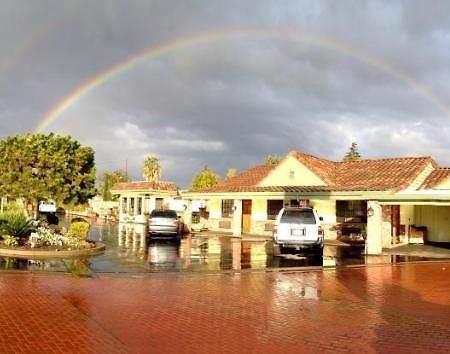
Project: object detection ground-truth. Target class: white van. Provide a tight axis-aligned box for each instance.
[38,201,57,213]
[272,207,324,256]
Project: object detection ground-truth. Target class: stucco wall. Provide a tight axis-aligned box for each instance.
[251,199,267,221]
[310,199,337,240]
[208,199,222,219]
[415,206,450,242]
[204,197,339,239]
[259,156,326,186]
[310,199,336,224]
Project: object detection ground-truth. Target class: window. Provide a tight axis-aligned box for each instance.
[150,210,177,218]
[290,199,309,207]
[280,209,316,224]
[267,200,283,220]
[221,199,234,218]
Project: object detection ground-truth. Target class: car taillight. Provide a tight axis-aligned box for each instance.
[148,219,152,224]
[173,220,179,225]
[318,226,324,237]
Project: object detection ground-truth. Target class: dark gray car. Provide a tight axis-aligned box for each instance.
[148,209,182,239]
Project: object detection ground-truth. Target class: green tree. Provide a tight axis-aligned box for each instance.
[226,168,237,180]
[343,142,362,161]
[190,166,221,191]
[143,155,161,182]
[265,154,281,165]
[98,170,127,201]
[0,134,96,213]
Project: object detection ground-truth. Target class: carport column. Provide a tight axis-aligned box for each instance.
[140,197,145,215]
[118,197,123,219]
[183,200,193,232]
[366,200,383,255]
[232,199,242,237]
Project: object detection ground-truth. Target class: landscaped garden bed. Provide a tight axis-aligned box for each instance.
[0,207,104,258]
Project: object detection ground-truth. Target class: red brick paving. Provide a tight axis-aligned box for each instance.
[0,262,449,353]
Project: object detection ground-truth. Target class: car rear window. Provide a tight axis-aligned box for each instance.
[280,210,316,224]
[150,210,177,218]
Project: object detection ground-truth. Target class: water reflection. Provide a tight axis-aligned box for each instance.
[147,240,180,271]
[0,219,446,273]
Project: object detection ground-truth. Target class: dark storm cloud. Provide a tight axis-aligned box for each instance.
[0,0,449,187]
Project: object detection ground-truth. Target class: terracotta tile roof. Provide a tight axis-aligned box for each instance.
[335,157,434,191]
[111,181,178,192]
[201,185,336,193]
[196,151,437,194]
[420,168,450,189]
[201,164,278,192]
[288,151,337,185]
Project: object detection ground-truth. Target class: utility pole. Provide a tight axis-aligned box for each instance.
[125,159,128,181]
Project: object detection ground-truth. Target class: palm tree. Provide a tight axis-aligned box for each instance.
[143,155,161,182]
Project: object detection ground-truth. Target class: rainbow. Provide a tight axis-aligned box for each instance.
[34,29,450,133]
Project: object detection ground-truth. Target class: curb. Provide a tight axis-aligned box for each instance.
[0,242,106,259]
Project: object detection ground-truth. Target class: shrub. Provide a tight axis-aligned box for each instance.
[68,221,90,240]
[31,227,84,249]
[0,212,34,237]
[35,227,66,247]
[2,235,19,247]
[71,217,88,224]
[72,204,88,212]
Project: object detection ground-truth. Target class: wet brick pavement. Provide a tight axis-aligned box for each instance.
[0,262,449,353]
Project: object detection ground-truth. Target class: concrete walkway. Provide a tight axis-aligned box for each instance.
[0,262,449,353]
[383,244,450,258]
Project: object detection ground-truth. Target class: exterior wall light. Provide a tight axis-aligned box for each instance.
[367,207,374,217]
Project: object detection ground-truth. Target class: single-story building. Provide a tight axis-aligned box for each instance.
[182,150,450,254]
[111,181,180,223]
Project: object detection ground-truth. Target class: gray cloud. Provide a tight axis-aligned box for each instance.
[1,0,450,187]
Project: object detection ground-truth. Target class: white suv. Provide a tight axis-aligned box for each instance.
[272,207,324,256]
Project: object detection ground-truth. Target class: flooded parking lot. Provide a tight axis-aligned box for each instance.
[0,220,443,275]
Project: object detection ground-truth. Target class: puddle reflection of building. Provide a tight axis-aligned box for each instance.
[232,239,241,270]
[235,240,268,270]
[180,236,191,269]
[185,236,224,271]
[146,241,179,267]
[117,223,147,259]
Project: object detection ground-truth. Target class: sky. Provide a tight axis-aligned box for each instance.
[1,0,450,188]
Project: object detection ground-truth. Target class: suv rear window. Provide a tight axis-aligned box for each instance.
[280,209,316,224]
[150,210,177,218]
